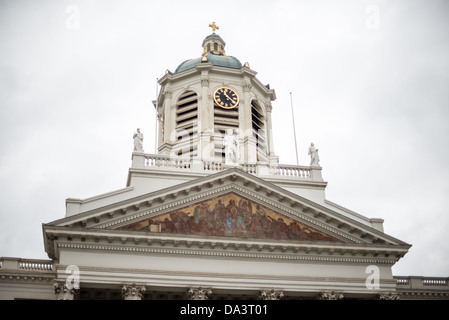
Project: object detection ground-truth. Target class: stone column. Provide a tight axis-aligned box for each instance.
[259,289,284,300]
[241,81,257,163]
[319,291,344,300]
[265,103,275,157]
[187,287,212,300]
[54,280,78,300]
[163,89,173,148]
[121,284,146,300]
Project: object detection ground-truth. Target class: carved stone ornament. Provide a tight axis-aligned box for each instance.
[187,287,212,300]
[53,280,78,300]
[377,292,400,300]
[319,291,344,300]
[259,289,284,300]
[121,283,146,300]
[201,79,209,87]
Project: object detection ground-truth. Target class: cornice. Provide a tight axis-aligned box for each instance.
[54,241,404,266]
[44,224,409,264]
[0,270,55,283]
[158,64,275,101]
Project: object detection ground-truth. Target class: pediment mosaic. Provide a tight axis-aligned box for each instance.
[117,193,339,242]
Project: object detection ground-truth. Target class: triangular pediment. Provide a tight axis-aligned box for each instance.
[45,168,411,255]
[115,192,340,243]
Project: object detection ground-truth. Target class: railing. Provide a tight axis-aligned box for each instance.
[276,165,312,178]
[144,154,192,170]
[423,278,448,286]
[133,153,320,181]
[203,160,223,172]
[19,259,53,271]
[0,257,54,272]
[240,163,257,174]
[395,276,449,289]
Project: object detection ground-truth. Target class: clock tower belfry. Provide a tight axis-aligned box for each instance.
[155,24,278,167]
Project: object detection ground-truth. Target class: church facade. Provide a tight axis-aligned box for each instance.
[1,24,448,301]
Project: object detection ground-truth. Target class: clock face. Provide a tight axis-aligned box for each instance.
[213,87,239,109]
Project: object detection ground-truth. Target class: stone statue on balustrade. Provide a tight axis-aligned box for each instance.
[308,142,320,167]
[222,129,239,165]
[133,128,144,152]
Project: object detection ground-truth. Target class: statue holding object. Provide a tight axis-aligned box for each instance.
[133,128,144,152]
[308,142,320,167]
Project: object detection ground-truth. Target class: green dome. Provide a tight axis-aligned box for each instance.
[174,52,242,74]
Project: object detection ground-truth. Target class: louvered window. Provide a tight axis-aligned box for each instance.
[251,101,266,159]
[175,91,198,157]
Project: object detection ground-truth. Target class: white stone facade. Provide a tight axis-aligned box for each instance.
[1,29,447,301]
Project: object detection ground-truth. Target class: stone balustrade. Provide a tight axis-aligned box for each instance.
[394,276,449,289]
[132,152,321,181]
[275,165,312,178]
[0,257,54,272]
[143,154,192,169]
[394,276,449,299]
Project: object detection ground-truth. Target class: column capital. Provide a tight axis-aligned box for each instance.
[53,280,78,300]
[258,289,284,300]
[377,292,400,300]
[243,82,252,92]
[164,89,172,99]
[187,287,212,300]
[201,78,209,87]
[319,291,344,300]
[121,283,146,300]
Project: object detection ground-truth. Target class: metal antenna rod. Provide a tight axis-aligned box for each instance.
[290,92,299,166]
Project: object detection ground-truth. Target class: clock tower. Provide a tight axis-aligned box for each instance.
[155,24,278,166]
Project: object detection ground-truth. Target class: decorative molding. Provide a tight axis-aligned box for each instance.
[164,90,172,99]
[55,242,399,265]
[0,274,54,283]
[187,287,212,300]
[121,283,146,300]
[201,79,209,87]
[319,290,344,300]
[259,289,284,300]
[377,292,400,300]
[54,280,78,300]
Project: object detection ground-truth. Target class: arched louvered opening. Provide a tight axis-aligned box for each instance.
[175,90,198,157]
[214,97,239,160]
[251,101,266,160]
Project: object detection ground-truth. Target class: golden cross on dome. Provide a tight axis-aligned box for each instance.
[209,21,219,33]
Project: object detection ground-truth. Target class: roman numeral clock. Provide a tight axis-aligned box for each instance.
[213,87,239,109]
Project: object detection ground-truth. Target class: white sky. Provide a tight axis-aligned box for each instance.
[1,0,448,277]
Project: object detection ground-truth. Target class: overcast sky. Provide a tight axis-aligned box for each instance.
[1,0,448,277]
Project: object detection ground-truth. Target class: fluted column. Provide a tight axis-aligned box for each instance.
[259,289,284,300]
[54,280,78,300]
[187,287,212,300]
[121,283,146,300]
